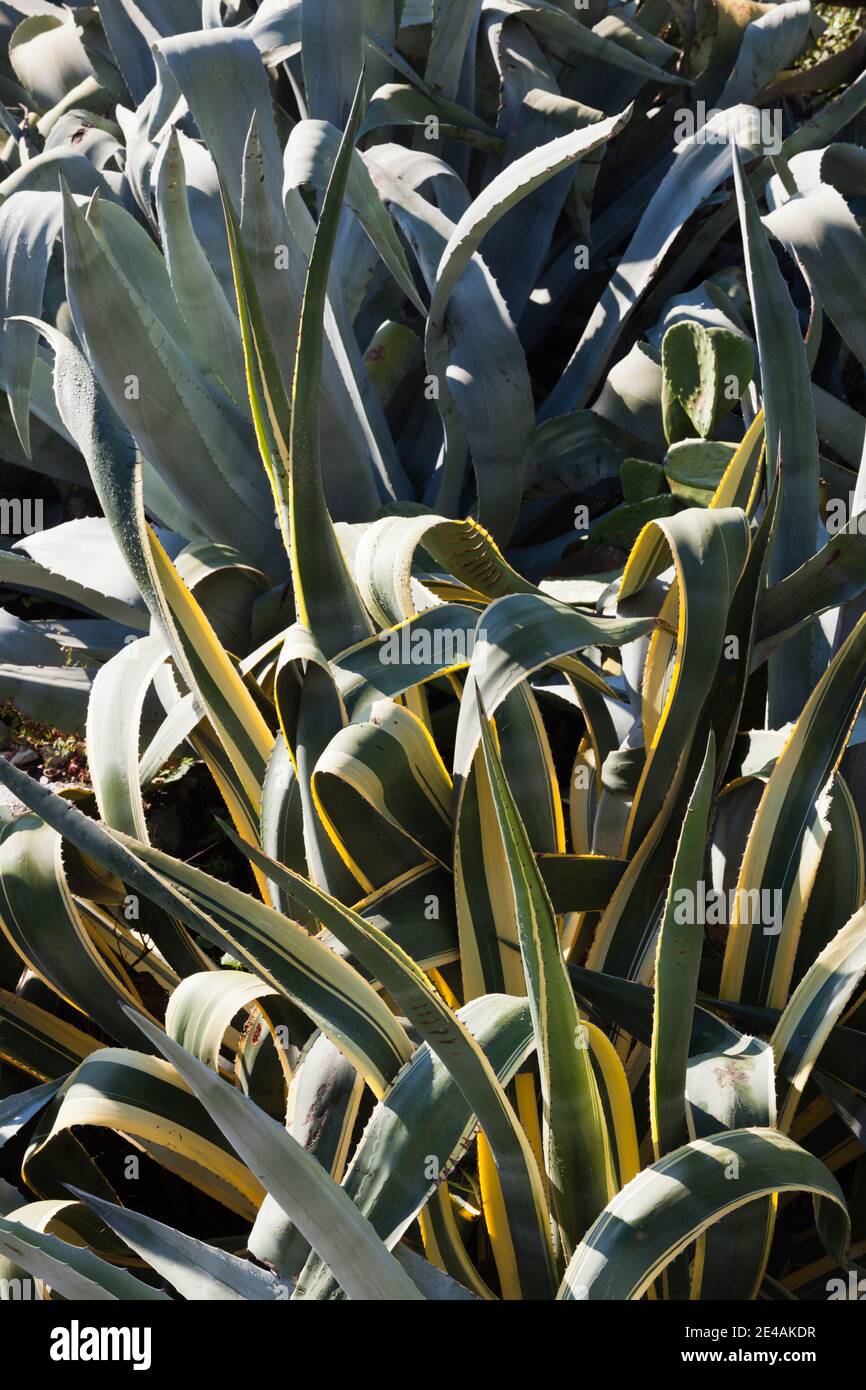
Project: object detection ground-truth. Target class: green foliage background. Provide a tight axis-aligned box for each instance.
[0,0,864,1302]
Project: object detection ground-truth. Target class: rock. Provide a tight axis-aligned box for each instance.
[9,749,38,769]
[0,782,30,817]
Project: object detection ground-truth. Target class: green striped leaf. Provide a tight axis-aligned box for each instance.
[558,1129,849,1301]
[220,821,559,1300]
[475,687,611,1255]
[127,1010,422,1302]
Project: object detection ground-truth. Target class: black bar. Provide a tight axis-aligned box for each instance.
[6,1294,860,1376]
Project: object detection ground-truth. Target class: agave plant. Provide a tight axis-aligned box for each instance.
[0,0,864,1304]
